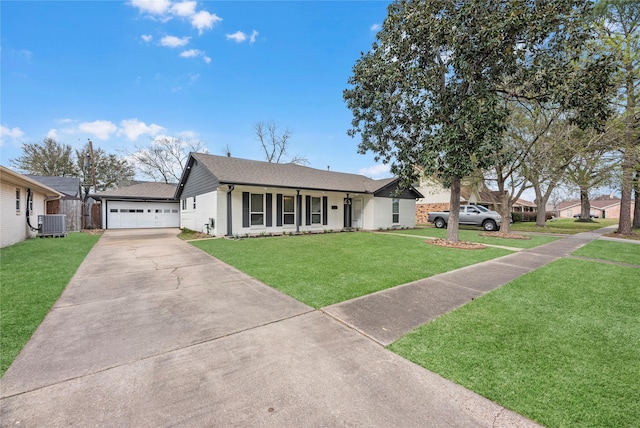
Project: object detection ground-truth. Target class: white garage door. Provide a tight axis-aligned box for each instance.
[106,201,180,229]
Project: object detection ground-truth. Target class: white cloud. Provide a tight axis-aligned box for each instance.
[46,129,59,139]
[370,23,381,31]
[226,31,247,43]
[180,49,200,58]
[249,30,259,44]
[120,118,165,140]
[191,10,222,34]
[141,34,153,42]
[170,1,196,17]
[78,120,118,140]
[0,125,24,146]
[179,49,210,63]
[128,0,171,15]
[160,35,190,47]
[55,118,75,124]
[359,164,391,178]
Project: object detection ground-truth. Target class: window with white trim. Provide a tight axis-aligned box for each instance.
[182,199,187,210]
[15,189,20,213]
[193,196,196,209]
[283,195,295,225]
[251,193,264,226]
[392,199,399,223]
[311,196,322,224]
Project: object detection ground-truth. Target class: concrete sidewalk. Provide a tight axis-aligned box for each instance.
[1,228,539,427]
[324,226,618,346]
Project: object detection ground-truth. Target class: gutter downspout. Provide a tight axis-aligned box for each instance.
[226,185,234,237]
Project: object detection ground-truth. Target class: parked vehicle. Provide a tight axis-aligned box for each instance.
[427,205,503,231]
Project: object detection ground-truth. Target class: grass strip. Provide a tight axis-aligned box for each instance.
[389,258,640,427]
[510,218,618,234]
[192,232,511,308]
[572,240,640,265]
[0,232,100,377]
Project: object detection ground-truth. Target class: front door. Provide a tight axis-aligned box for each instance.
[352,198,363,229]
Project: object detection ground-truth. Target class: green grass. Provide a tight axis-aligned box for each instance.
[391,228,559,249]
[510,218,618,234]
[573,240,640,265]
[0,232,100,377]
[389,256,640,427]
[192,232,512,308]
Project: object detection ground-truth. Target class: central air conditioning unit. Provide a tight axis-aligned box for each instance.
[38,214,67,238]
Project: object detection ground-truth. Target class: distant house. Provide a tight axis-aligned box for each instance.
[176,153,423,236]
[1,166,63,248]
[415,177,459,224]
[25,175,83,231]
[556,195,634,219]
[92,182,180,229]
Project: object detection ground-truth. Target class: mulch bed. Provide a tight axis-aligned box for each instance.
[426,238,486,250]
[479,232,531,240]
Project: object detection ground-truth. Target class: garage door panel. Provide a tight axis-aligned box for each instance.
[106,201,179,229]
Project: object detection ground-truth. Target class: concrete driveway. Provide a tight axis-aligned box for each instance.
[1,229,539,427]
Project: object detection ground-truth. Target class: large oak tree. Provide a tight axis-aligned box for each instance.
[344,0,613,242]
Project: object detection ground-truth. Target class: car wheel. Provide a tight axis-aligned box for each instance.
[434,218,446,229]
[483,220,497,231]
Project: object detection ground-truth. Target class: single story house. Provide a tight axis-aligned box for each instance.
[25,175,83,231]
[176,153,423,236]
[93,182,180,229]
[556,196,634,219]
[1,166,63,248]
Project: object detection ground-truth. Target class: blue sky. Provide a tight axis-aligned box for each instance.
[1,0,393,179]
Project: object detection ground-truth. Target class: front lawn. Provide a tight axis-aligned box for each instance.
[192,232,512,308]
[389,242,640,427]
[510,218,618,234]
[0,232,100,377]
[390,228,558,249]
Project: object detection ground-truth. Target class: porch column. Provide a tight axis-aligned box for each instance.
[226,185,234,236]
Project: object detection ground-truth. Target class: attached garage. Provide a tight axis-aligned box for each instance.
[94,182,179,229]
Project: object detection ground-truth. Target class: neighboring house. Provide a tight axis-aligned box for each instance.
[176,153,423,236]
[25,175,83,231]
[556,195,634,219]
[1,166,63,248]
[93,182,180,229]
[415,177,458,224]
[415,179,536,224]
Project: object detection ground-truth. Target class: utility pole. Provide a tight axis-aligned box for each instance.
[88,139,97,193]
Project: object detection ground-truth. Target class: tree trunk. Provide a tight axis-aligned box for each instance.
[533,184,547,227]
[618,156,634,235]
[633,169,640,229]
[446,176,461,243]
[579,186,591,220]
[498,191,512,233]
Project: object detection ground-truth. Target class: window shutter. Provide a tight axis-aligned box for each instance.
[276,194,283,227]
[266,193,273,227]
[242,192,249,228]
[305,195,311,225]
[297,194,302,227]
[322,196,328,225]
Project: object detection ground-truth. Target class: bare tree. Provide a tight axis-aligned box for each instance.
[255,121,308,165]
[129,137,208,183]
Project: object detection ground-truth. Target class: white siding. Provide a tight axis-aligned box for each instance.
[1,181,47,248]
[371,197,417,230]
[180,190,218,234]
[416,178,451,204]
[181,185,418,237]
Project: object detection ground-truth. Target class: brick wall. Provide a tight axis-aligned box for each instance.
[416,202,450,224]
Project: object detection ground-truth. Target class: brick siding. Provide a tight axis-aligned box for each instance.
[416,202,450,224]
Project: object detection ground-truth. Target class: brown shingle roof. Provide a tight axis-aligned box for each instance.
[190,153,398,193]
[93,182,177,199]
